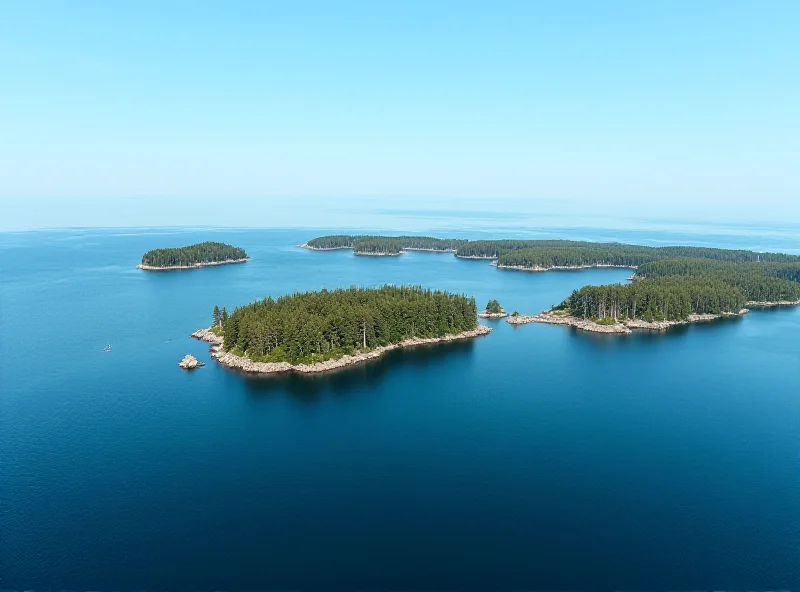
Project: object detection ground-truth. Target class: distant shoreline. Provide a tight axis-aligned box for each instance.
[497,263,638,272]
[137,258,250,271]
[298,244,456,256]
[192,324,492,374]
[506,309,751,334]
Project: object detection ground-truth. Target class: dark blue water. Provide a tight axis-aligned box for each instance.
[2,227,800,591]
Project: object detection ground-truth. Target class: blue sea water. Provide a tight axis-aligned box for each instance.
[1,225,800,591]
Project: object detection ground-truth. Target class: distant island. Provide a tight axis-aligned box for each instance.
[301,235,465,256]
[193,285,491,374]
[138,241,249,270]
[303,234,800,333]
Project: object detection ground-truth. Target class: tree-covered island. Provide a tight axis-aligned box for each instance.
[479,299,507,318]
[303,234,800,335]
[510,258,800,333]
[302,235,466,255]
[138,242,249,270]
[193,285,491,374]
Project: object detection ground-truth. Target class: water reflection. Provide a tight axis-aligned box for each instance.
[240,338,477,398]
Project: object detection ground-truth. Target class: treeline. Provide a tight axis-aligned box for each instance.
[141,242,248,267]
[306,235,465,254]
[220,285,478,364]
[498,244,656,268]
[561,277,748,322]
[491,242,798,268]
[636,258,800,302]
[305,235,799,266]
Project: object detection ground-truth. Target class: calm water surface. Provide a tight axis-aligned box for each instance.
[2,227,799,590]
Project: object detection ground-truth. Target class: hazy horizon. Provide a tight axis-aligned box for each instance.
[2,1,799,229]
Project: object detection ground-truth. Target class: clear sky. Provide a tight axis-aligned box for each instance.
[1,0,799,229]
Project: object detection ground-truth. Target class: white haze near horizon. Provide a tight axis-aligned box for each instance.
[2,195,798,234]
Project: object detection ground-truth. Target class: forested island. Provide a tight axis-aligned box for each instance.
[304,234,800,334]
[479,299,507,318]
[193,286,491,374]
[511,257,800,333]
[138,242,249,270]
[302,235,466,255]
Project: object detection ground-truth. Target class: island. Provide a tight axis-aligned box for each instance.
[478,299,508,318]
[301,235,466,256]
[192,285,491,374]
[303,234,800,336]
[138,241,249,270]
[508,263,800,334]
[178,354,205,369]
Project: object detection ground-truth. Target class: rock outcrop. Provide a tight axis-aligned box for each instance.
[507,310,748,334]
[178,354,205,370]
[192,324,492,374]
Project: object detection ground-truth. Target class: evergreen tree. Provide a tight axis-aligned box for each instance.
[485,299,503,314]
[219,285,478,364]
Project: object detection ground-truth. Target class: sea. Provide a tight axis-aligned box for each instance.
[2,222,800,591]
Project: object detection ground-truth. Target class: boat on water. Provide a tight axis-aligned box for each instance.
[103,344,112,352]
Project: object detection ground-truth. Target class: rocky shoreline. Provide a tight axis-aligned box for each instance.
[496,263,637,272]
[746,300,800,307]
[191,324,492,374]
[298,244,454,255]
[137,258,250,271]
[455,255,497,260]
[402,248,457,253]
[507,309,749,334]
[478,311,508,318]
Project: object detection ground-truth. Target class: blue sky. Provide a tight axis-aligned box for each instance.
[1,1,799,229]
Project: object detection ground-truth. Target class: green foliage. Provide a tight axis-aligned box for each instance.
[221,286,478,364]
[563,277,748,322]
[306,235,799,267]
[485,299,503,314]
[594,317,619,325]
[307,235,466,254]
[635,258,800,302]
[496,243,799,269]
[141,242,247,267]
[304,235,800,322]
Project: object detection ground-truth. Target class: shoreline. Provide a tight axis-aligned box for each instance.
[496,263,638,272]
[507,309,749,334]
[746,300,800,307]
[297,243,352,251]
[191,324,492,374]
[299,244,455,255]
[401,248,456,253]
[455,254,497,260]
[137,258,250,271]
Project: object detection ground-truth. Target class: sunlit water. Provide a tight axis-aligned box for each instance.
[1,226,799,590]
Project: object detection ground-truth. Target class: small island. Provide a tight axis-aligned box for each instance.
[178,354,205,369]
[138,241,249,270]
[300,235,466,256]
[193,285,491,374]
[478,299,508,318]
